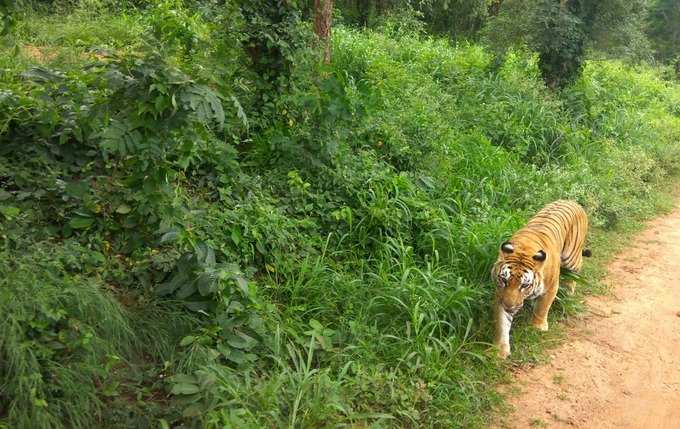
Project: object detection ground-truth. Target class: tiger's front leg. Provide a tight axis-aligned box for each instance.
[495,302,513,358]
[531,281,558,331]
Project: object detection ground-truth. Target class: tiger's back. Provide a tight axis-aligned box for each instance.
[522,199,589,273]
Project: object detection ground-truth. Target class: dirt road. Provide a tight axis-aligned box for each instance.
[495,202,680,429]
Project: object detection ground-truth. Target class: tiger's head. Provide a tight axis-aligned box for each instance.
[492,240,547,315]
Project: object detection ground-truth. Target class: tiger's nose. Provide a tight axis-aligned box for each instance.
[503,303,523,315]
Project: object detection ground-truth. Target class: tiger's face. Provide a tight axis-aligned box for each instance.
[494,241,546,315]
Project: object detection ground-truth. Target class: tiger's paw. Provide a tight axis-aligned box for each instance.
[531,319,549,331]
[497,343,511,359]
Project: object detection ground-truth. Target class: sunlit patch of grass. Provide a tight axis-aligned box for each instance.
[0,9,145,70]
[15,10,145,50]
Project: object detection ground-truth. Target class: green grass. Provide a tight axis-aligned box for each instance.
[530,418,548,428]
[0,238,135,428]
[0,9,145,70]
[1,3,680,428]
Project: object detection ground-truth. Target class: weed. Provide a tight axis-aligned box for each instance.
[530,418,548,428]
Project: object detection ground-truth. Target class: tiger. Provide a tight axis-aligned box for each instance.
[491,200,591,359]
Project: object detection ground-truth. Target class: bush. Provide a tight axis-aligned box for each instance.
[0,238,134,428]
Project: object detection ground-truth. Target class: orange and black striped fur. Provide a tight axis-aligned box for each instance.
[492,200,591,358]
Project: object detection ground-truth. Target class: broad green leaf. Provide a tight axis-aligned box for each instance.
[175,280,197,299]
[64,181,89,199]
[216,343,231,358]
[115,204,132,214]
[225,349,248,364]
[33,398,48,408]
[196,271,217,296]
[159,230,179,244]
[226,332,257,350]
[230,227,242,246]
[235,276,248,295]
[309,319,324,331]
[179,336,196,347]
[69,216,95,229]
[182,404,204,418]
[170,383,200,395]
[0,205,20,219]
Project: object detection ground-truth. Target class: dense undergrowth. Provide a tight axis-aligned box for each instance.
[1,3,680,428]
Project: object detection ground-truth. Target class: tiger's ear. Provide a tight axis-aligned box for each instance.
[533,250,546,261]
[501,242,514,254]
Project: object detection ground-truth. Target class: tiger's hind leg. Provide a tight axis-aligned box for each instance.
[561,254,583,295]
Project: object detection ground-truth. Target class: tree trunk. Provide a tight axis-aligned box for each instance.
[488,0,503,16]
[314,0,333,64]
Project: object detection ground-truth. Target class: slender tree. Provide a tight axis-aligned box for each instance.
[314,0,333,63]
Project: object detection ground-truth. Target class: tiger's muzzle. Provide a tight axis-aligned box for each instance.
[502,303,523,315]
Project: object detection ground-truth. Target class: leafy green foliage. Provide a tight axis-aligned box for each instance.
[239,0,310,84]
[0,1,16,37]
[647,0,680,65]
[484,0,651,87]
[0,237,134,429]
[1,2,680,429]
[336,0,491,40]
